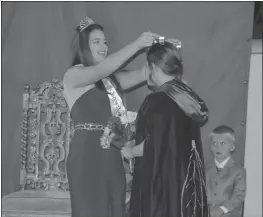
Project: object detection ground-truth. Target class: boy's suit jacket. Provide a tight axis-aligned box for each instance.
[205,157,246,217]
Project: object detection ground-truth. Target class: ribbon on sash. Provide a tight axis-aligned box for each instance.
[102,77,127,117]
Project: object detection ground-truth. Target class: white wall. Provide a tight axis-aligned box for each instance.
[244,40,262,217]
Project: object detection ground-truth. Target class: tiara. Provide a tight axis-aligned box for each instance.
[153,37,182,49]
[153,36,165,45]
[79,16,95,32]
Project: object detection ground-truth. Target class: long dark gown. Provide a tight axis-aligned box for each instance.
[130,90,209,217]
[67,86,126,217]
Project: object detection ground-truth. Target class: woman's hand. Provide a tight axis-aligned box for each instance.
[121,139,145,159]
[134,32,160,49]
[125,140,136,148]
[121,146,134,159]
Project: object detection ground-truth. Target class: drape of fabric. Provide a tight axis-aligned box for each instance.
[130,84,209,217]
[157,79,209,126]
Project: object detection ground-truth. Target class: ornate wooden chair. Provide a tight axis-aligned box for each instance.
[2,79,73,217]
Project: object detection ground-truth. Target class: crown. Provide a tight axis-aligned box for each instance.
[79,16,95,32]
[153,37,182,49]
[153,36,165,45]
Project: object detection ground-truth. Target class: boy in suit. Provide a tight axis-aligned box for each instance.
[206,125,246,217]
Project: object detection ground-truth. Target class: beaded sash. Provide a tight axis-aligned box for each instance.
[102,77,135,175]
[102,77,127,117]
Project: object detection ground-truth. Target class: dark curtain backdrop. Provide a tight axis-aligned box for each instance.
[1,2,254,196]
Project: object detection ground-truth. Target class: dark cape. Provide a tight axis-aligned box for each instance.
[129,79,209,217]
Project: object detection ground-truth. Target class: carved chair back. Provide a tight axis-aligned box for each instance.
[20,79,73,192]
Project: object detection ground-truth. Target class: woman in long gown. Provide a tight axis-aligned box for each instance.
[63,17,160,217]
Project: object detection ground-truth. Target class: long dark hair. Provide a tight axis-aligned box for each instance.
[71,23,106,90]
[147,42,183,80]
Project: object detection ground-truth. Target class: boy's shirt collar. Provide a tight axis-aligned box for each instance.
[215,156,231,169]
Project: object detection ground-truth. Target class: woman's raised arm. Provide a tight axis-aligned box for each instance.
[65,32,159,88]
[114,66,147,91]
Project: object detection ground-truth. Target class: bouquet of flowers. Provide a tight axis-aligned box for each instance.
[100,111,137,150]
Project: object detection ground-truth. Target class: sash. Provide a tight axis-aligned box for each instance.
[102,77,127,117]
[102,77,135,175]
